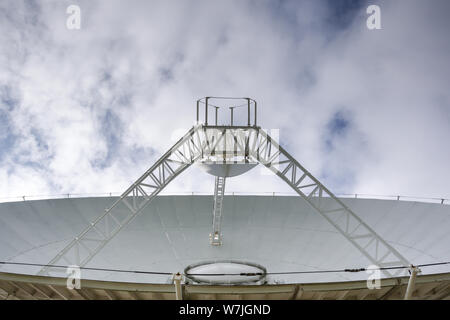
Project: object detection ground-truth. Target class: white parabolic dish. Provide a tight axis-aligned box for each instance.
[0,195,449,285]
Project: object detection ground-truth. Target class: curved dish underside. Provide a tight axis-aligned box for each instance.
[0,196,449,285]
[1,271,449,300]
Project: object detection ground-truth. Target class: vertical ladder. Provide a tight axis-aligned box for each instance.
[210,176,226,245]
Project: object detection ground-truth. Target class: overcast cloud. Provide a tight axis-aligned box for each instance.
[0,0,449,201]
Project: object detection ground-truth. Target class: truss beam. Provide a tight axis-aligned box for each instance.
[244,128,410,277]
[40,126,206,274]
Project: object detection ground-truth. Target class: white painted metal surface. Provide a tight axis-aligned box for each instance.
[2,270,449,300]
[0,196,449,284]
[197,162,258,178]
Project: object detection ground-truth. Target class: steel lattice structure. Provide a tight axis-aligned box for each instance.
[39,98,410,278]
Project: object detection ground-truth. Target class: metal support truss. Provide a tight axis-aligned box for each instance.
[238,128,410,277]
[210,176,226,245]
[40,125,410,278]
[39,125,207,275]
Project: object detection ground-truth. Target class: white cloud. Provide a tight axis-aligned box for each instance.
[0,0,449,202]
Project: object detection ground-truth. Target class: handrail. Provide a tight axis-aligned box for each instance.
[0,192,448,205]
[196,96,257,127]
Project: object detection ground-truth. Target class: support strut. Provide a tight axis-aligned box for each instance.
[404,265,420,300]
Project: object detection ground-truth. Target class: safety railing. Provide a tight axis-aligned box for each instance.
[0,191,448,205]
[196,96,258,127]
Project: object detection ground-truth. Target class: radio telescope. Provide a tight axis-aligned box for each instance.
[0,97,449,300]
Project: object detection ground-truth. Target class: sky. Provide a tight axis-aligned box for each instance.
[0,0,449,201]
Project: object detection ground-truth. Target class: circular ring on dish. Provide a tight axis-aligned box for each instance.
[184,259,267,285]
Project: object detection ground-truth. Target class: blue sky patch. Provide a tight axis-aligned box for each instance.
[91,109,123,170]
